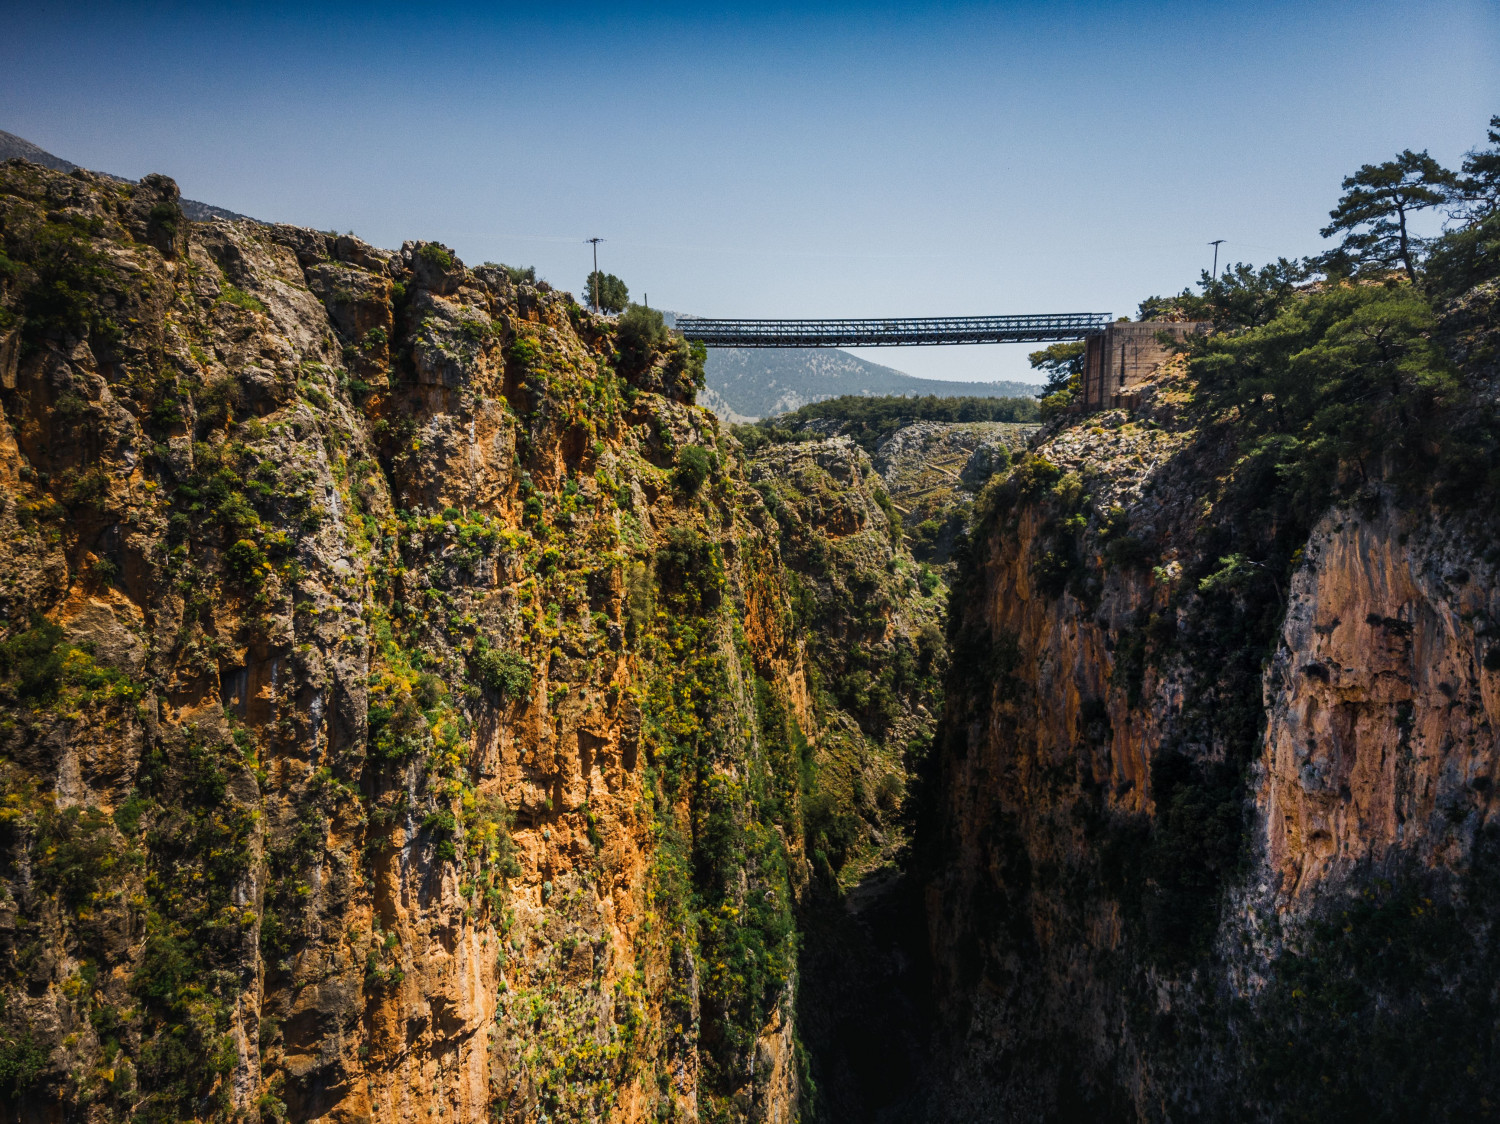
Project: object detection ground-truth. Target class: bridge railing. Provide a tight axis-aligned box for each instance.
[675,312,1112,348]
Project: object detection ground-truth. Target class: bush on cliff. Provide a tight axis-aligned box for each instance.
[672,444,714,495]
[655,526,724,610]
[614,302,669,373]
[470,642,532,702]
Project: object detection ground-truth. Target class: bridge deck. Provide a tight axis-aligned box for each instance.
[675,312,1111,348]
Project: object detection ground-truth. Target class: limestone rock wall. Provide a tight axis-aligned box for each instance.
[1263,507,1500,900]
[924,369,1500,1119]
[0,161,806,1124]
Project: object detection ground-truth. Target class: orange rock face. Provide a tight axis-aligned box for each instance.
[1262,507,1500,900]
[0,163,808,1123]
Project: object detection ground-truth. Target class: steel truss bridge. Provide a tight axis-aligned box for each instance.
[675,312,1112,348]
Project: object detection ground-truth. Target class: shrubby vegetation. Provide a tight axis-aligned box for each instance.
[484,261,537,285]
[736,393,1039,453]
[470,642,532,701]
[671,444,714,496]
[636,523,796,1114]
[614,303,670,374]
[1134,118,1500,524]
[1246,841,1500,1121]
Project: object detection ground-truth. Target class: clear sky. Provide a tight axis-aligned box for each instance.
[3,1,1496,383]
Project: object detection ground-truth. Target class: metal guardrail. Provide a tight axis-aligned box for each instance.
[675,312,1112,348]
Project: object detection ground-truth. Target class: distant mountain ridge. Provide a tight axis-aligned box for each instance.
[0,129,254,223]
[658,311,1041,421]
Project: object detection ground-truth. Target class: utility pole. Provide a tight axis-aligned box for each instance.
[1209,239,1226,279]
[585,237,604,312]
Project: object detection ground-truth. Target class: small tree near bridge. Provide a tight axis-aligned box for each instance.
[584,270,629,314]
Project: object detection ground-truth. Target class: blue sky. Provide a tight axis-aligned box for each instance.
[3,1,1496,383]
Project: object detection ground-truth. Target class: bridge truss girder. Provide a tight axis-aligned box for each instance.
[675,312,1112,348]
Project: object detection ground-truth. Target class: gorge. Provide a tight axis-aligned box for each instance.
[1,140,1498,1124]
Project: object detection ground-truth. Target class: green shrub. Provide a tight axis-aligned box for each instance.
[224,538,267,582]
[367,688,430,764]
[1038,384,1075,419]
[614,303,669,374]
[13,216,124,347]
[416,242,456,270]
[422,807,457,860]
[148,200,180,240]
[34,805,121,909]
[655,527,724,610]
[113,792,151,836]
[802,788,860,883]
[493,263,536,285]
[672,445,714,495]
[0,1032,48,1100]
[219,286,266,314]
[624,561,652,642]
[665,337,708,393]
[471,643,532,702]
[918,563,941,595]
[62,467,110,509]
[871,486,902,543]
[506,337,540,367]
[0,617,65,703]
[131,914,238,1122]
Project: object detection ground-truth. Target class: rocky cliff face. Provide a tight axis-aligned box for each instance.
[7,153,1496,1124]
[743,434,943,1124]
[924,355,1500,1118]
[1262,506,1500,898]
[0,161,816,1124]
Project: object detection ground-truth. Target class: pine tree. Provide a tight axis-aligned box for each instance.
[1451,114,1500,219]
[1320,149,1455,284]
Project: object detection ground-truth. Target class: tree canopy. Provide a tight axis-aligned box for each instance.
[736,393,1039,453]
[1451,114,1500,219]
[1124,117,1500,529]
[584,270,629,314]
[1139,258,1312,332]
[1028,341,1086,396]
[1320,149,1455,284]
